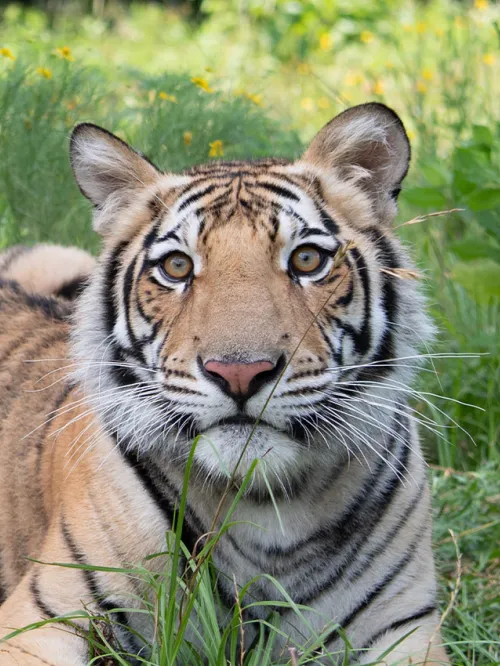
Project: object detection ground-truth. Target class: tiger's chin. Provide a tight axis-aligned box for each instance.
[185,421,308,494]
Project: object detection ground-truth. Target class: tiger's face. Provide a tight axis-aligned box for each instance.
[71,104,431,491]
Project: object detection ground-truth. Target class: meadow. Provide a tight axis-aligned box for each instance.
[0,0,499,663]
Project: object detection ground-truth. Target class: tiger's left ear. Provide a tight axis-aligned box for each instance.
[302,102,410,223]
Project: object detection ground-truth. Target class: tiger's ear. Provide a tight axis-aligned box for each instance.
[70,123,161,234]
[302,103,410,222]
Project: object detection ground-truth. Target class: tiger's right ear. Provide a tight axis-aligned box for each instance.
[70,123,161,234]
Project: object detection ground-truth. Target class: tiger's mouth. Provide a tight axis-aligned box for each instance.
[216,415,271,428]
[197,414,309,445]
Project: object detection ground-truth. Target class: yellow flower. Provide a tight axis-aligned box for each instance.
[483,53,495,65]
[158,91,177,102]
[360,30,374,44]
[55,46,74,61]
[407,129,416,141]
[191,77,214,93]
[454,16,466,29]
[416,21,427,34]
[300,97,315,112]
[208,140,224,158]
[297,63,311,75]
[319,32,333,51]
[184,131,192,146]
[373,79,384,95]
[475,0,488,9]
[317,96,331,109]
[36,67,52,79]
[385,60,395,69]
[416,80,427,94]
[403,24,414,33]
[342,90,353,102]
[421,68,434,81]
[235,89,263,106]
[435,27,445,37]
[344,72,364,87]
[246,92,263,106]
[0,47,15,60]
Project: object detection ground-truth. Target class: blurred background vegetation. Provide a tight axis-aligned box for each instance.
[0,0,499,662]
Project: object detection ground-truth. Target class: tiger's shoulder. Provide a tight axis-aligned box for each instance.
[0,243,96,386]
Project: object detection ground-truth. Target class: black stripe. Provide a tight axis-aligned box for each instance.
[36,383,74,469]
[107,346,141,388]
[299,226,330,239]
[0,332,34,365]
[54,275,88,300]
[363,604,437,650]
[346,247,371,355]
[317,320,342,366]
[0,279,71,321]
[61,519,135,645]
[30,571,57,619]
[358,228,400,381]
[156,230,181,244]
[122,254,142,352]
[143,218,162,249]
[102,242,128,337]
[317,206,339,235]
[249,181,300,202]
[325,538,418,647]
[177,185,217,212]
[347,481,426,583]
[120,450,200,556]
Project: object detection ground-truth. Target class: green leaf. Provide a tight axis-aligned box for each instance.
[477,210,500,242]
[451,240,500,263]
[472,124,494,148]
[401,187,448,209]
[420,164,449,188]
[452,171,477,198]
[452,259,500,301]
[465,188,500,212]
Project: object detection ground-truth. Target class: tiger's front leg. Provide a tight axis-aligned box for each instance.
[0,423,169,666]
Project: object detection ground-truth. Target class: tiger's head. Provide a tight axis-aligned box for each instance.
[70,103,432,493]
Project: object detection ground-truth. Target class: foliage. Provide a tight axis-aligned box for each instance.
[0,54,300,251]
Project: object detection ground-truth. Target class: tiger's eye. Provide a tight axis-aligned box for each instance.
[290,246,323,274]
[162,252,194,280]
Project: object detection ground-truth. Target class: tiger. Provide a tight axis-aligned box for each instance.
[0,103,450,665]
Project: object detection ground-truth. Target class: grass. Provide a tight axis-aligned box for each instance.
[0,1,499,664]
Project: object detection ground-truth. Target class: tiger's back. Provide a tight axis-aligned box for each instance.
[0,248,91,598]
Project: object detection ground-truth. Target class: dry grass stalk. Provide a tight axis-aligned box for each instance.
[380,267,423,280]
[394,208,464,230]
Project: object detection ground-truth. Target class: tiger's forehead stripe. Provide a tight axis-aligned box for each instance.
[146,168,343,261]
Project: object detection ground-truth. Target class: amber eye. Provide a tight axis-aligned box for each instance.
[161,252,194,281]
[290,245,324,275]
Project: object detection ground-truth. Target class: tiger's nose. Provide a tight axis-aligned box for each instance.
[201,358,282,401]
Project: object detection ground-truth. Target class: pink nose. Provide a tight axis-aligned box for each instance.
[203,360,275,397]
